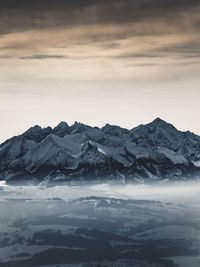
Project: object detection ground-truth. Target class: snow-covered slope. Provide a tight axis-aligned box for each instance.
[0,118,200,182]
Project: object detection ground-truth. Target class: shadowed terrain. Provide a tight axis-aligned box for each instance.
[0,182,199,267]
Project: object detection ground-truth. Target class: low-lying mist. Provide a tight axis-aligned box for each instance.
[0,180,200,206]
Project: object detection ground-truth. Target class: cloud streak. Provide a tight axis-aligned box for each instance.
[0,0,199,61]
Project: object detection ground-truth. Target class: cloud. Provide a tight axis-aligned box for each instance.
[0,0,199,93]
[19,54,66,60]
[0,1,199,51]
[0,0,199,35]
[157,41,200,56]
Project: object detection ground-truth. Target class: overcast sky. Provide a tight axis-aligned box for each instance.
[0,0,200,142]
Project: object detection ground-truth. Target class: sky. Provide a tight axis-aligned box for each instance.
[0,0,200,142]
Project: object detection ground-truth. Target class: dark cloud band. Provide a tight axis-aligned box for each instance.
[0,0,199,33]
[0,0,199,60]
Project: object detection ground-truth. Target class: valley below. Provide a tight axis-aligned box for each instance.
[0,181,199,267]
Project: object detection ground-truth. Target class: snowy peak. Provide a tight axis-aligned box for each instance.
[70,121,91,134]
[101,123,129,137]
[130,118,187,151]
[23,125,52,142]
[55,121,69,129]
[53,121,70,137]
[1,119,200,182]
[132,118,177,134]
[152,117,173,127]
[151,118,179,133]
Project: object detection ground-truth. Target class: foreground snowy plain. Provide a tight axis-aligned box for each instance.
[0,181,200,267]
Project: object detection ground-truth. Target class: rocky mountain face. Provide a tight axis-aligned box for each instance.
[0,118,200,183]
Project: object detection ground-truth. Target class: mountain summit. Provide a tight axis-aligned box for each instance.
[0,119,200,183]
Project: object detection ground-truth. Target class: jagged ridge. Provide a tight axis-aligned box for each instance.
[0,118,200,182]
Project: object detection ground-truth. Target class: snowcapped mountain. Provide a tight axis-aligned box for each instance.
[1,118,200,183]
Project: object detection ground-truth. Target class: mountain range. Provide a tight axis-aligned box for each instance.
[1,118,200,183]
